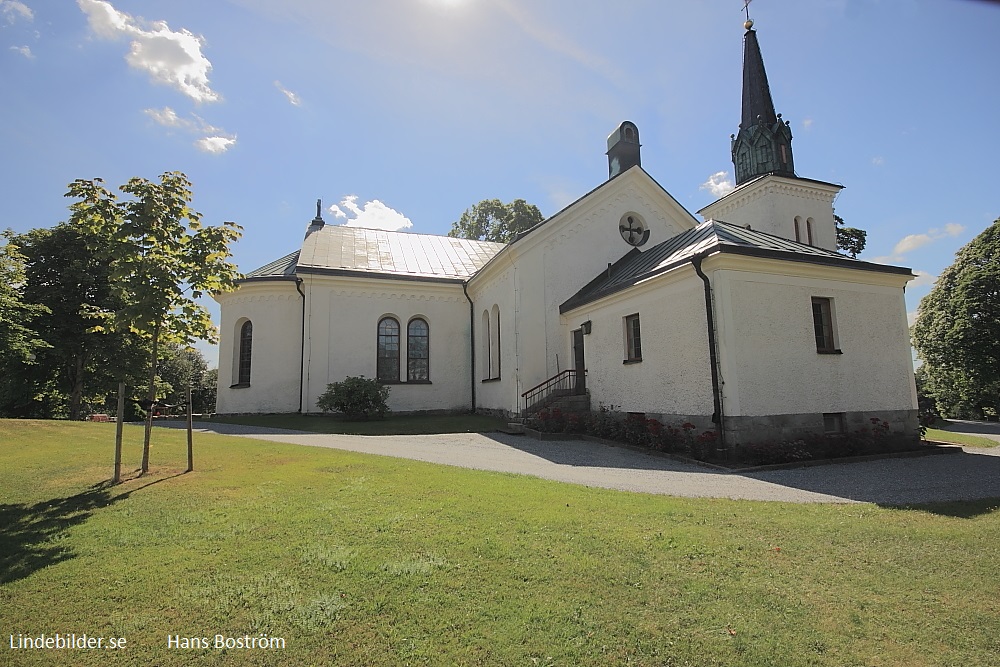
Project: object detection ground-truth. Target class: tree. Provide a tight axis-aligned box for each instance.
[67,172,242,474]
[447,198,544,244]
[10,224,144,420]
[0,231,49,413]
[156,344,216,414]
[835,214,867,258]
[911,218,1000,419]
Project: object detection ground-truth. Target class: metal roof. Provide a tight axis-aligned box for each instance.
[295,225,505,281]
[560,220,913,313]
[242,250,299,281]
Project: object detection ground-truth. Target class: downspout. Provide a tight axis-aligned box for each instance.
[463,281,476,413]
[692,254,727,453]
[295,277,306,414]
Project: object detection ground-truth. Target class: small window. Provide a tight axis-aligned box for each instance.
[377,317,400,382]
[481,310,491,379]
[823,413,845,435]
[237,320,253,385]
[407,318,429,382]
[806,217,814,246]
[794,216,802,243]
[624,314,642,363]
[812,297,837,353]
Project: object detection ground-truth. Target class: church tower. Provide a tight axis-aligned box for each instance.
[699,19,842,252]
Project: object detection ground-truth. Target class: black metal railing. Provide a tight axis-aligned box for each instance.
[520,369,586,415]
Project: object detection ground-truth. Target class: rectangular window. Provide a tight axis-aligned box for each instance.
[812,297,837,353]
[823,412,845,435]
[624,314,642,363]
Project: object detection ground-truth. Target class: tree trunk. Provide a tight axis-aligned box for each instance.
[68,353,85,421]
[140,322,159,475]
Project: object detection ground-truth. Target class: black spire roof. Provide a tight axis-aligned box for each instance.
[740,28,778,130]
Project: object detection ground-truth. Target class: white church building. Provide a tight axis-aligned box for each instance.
[214,22,919,449]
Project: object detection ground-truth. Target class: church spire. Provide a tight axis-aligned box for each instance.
[731,19,795,185]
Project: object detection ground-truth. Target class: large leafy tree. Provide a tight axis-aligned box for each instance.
[0,231,49,413]
[447,198,544,244]
[835,214,867,258]
[67,172,242,474]
[11,224,144,420]
[911,218,1000,419]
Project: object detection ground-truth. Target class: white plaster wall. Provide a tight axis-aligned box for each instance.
[215,281,303,414]
[300,274,472,413]
[715,267,916,416]
[564,269,714,417]
[467,167,699,415]
[700,176,840,251]
[468,264,517,412]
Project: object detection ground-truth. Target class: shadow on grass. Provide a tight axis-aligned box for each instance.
[0,473,184,585]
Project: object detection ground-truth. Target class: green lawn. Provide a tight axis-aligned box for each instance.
[199,411,506,435]
[2,419,999,666]
[925,425,998,448]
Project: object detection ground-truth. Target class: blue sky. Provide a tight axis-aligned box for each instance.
[2,0,998,367]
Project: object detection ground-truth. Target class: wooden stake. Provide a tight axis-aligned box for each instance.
[186,386,194,472]
[114,382,125,484]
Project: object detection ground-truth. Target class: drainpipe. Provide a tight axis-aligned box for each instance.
[692,254,727,453]
[295,277,306,414]
[463,281,476,413]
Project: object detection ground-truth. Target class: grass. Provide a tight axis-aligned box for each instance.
[925,427,997,448]
[1,419,999,666]
[198,411,507,435]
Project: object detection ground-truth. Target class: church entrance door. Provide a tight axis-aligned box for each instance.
[572,329,586,394]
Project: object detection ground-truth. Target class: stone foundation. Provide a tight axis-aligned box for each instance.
[723,409,920,447]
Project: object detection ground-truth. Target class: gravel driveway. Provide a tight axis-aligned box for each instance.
[156,422,1000,505]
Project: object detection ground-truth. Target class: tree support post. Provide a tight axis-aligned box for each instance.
[113,381,125,483]
[186,386,194,472]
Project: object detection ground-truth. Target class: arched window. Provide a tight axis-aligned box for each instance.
[377,317,400,382]
[407,318,429,382]
[481,310,491,379]
[237,320,253,385]
[491,305,501,379]
[794,216,802,243]
[806,217,815,246]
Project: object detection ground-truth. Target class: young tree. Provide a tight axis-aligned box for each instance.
[447,198,544,244]
[835,214,867,258]
[912,218,1000,419]
[67,172,242,474]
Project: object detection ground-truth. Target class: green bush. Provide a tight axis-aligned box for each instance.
[316,376,390,420]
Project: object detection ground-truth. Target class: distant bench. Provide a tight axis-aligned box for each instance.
[89,414,111,422]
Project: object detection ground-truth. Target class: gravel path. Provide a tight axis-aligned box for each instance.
[156,422,1000,505]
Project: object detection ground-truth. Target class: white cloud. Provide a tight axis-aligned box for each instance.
[699,171,735,198]
[1,1,32,24]
[194,136,236,154]
[910,270,936,288]
[9,45,33,59]
[330,196,413,231]
[877,224,967,263]
[906,311,918,326]
[274,80,301,106]
[144,106,234,153]
[893,233,933,256]
[872,156,884,166]
[77,0,220,103]
[802,118,814,129]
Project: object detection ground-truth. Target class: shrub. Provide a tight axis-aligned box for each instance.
[316,376,390,420]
